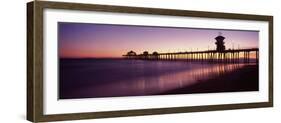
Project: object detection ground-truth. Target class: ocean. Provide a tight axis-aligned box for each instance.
[59,59,258,99]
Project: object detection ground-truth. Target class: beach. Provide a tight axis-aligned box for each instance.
[161,64,258,95]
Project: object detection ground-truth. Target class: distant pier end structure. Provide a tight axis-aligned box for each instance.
[123,33,259,63]
[124,50,137,59]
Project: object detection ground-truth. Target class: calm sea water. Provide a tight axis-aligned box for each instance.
[59,59,257,99]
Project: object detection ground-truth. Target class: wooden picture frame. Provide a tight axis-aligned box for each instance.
[27,1,273,122]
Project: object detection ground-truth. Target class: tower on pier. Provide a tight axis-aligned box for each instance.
[215,32,226,52]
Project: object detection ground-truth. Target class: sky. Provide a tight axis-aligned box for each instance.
[58,22,259,58]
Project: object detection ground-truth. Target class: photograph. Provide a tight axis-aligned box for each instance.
[58,22,259,99]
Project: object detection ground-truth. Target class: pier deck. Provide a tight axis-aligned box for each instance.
[123,48,259,63]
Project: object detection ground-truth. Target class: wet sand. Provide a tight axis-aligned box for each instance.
[161,64,258,95]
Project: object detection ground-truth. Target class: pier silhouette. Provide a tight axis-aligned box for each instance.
[123,34,259,63]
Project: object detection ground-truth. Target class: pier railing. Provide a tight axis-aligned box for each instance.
[123,48,259,63]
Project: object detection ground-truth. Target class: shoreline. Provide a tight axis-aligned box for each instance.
[159,64,258,95]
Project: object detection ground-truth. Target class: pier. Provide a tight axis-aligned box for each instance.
[123,48,258,63]
[123,33,259,63]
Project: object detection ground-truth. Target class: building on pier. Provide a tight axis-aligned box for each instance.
[125,50,137,59]
[215,33,226,52]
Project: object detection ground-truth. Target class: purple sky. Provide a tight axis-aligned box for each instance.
[58,22,259,58]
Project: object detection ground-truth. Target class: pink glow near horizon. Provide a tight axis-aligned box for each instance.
[59,22,259,58]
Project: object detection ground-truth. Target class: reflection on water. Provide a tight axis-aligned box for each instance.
[86,64,245,97]
[60,59,256,99]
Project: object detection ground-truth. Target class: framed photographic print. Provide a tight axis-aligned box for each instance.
[27,0,273,122]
